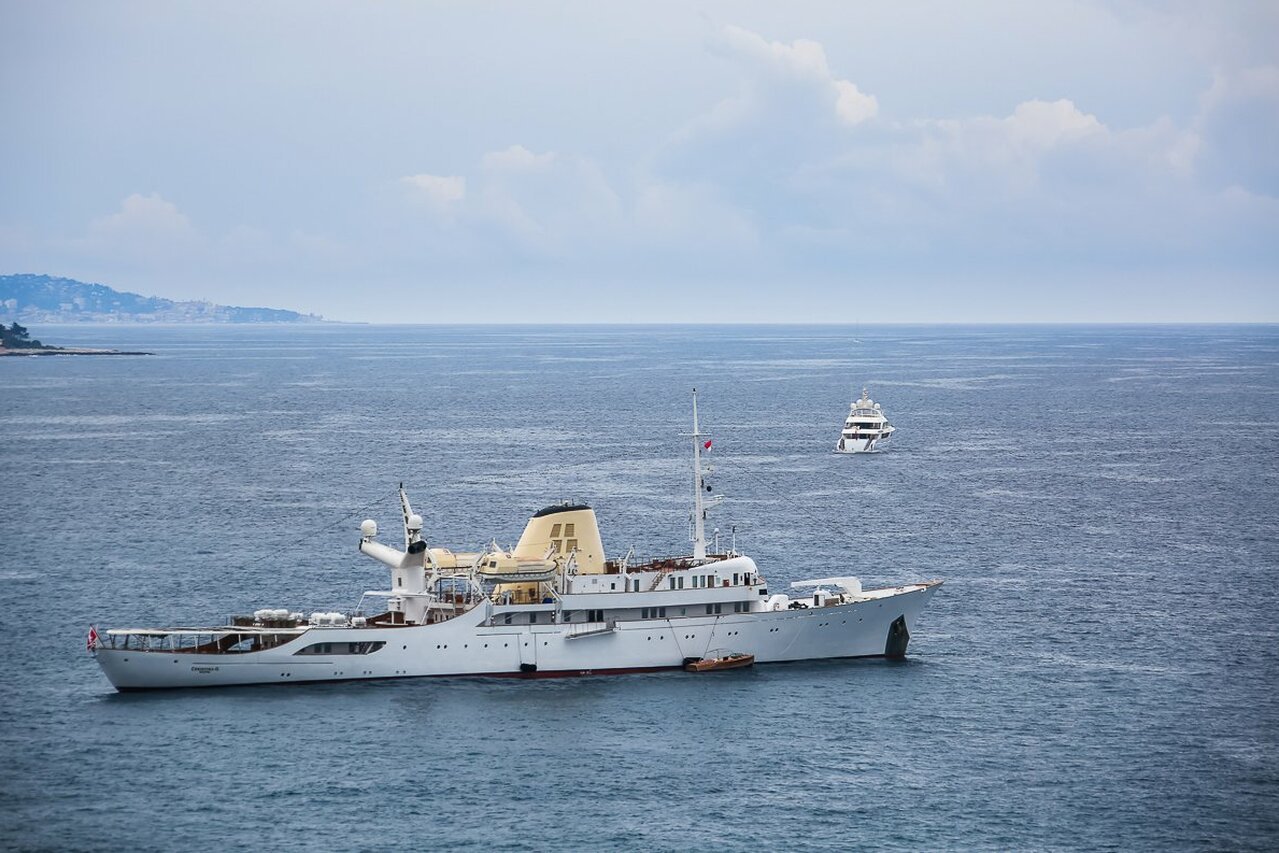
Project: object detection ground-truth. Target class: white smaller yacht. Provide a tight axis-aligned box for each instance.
[835,388,896,454]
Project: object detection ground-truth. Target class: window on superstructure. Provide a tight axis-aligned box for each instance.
[294,641,385,656]
[566,539,578,552]
[677,577,685,589]
[564,523,575,536]
[504,614,512,625]
[669,577,676,590]
[550,524,562,538]
[658,607,666,617]
[529,613,537,624]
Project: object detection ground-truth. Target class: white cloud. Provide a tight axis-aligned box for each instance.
[481,145,555,173]
[711,24,879,128]
[401,173,466,206]
[89,193,195,243]
[833,80,878,127]
[718,25,834,80]
[1194,65,1279,195]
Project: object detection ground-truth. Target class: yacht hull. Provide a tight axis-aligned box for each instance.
[95,585,939,690]
[835,435,891,454]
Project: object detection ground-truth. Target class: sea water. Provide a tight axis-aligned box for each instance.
[0,324,1276,851]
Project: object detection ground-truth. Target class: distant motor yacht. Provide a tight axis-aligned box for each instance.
[90,391,939,690]
[836,388,896,453]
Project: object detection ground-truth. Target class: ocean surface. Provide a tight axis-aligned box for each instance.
[1,324,1276,851]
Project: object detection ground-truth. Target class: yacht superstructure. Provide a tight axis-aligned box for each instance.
[91,392,940,691]
[836,388,896,453]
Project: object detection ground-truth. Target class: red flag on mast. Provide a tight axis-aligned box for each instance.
[703,440,712,451]
[86,625,99,654]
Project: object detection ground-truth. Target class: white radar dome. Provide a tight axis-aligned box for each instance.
[407,514,423,531]
[360,519,378,538]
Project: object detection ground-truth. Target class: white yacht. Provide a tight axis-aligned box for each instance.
[90,392,940,691]
[836,388,896,453]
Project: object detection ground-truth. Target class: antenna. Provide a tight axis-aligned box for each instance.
[685,389,724,562]
[690,389,707,561]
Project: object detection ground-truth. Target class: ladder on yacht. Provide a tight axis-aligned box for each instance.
[647,567,675,592]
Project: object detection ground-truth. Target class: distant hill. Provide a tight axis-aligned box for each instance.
[0,274,323,323]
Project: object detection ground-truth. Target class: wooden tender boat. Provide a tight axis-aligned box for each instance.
[685,651,755,672]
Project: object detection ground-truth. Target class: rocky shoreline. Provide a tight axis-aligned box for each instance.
[0,346,152,356]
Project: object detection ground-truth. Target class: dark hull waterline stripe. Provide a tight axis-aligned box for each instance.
[111,653,900,692]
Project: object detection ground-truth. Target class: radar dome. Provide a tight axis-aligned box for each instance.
[360,519,378,538]
[407,514,423,531]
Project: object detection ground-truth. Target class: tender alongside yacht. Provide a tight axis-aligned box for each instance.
[90,392,940,691]
[836,387,896,453]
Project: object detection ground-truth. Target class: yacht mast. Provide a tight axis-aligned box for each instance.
[691,388,707,562]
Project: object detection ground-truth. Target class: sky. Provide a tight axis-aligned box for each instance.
[1,1,1277,323]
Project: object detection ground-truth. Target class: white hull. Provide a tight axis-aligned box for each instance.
[835,434,892,454]
[96,585,938,690]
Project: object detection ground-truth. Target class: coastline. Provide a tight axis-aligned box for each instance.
[0,346,152,357]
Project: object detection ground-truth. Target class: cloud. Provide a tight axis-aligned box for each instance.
[481,145,555,173]
[710,24,879,128]
[833,80,878,127]
[89,193,196,243]
[1194,65,1279,196]
[401,173,466,207]
[61,192,203,267]
[400,145,625,257]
